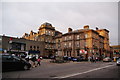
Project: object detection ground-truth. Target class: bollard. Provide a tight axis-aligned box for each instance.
[114,58,116,62]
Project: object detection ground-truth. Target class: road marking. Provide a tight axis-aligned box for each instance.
[53,64,115,79]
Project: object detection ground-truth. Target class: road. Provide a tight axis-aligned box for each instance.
[2,59,120,79]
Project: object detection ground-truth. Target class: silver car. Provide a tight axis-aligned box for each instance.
[116,58,120,66]
[103,57,112,62]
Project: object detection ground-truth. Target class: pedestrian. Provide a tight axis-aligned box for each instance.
[25,56,29,62]
[38,55,43,60]
[92,55,96,63]
[31,55,37,67]
[96,57,98,61]
[37,57,41,66]
[88,56,91,62]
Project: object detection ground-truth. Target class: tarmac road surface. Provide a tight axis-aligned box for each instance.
[2,59,120,79]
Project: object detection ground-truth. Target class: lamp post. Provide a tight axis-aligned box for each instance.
[9,40,12,54]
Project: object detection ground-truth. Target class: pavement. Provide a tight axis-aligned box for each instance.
[41,59,113,65]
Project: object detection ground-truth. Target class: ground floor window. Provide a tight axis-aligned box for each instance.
[70,51,71,56]
[77,50,80,56]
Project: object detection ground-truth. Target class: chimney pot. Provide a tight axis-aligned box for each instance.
[96,27,99,30]
[68,28,72,32]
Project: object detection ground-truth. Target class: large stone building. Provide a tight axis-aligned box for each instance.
[96,28,110,57]
[55,25,110,59]
[23,22,62,57]
[23,22,110,59]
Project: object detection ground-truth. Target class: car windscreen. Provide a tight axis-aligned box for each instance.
[2,55,12,60]
[13,56,21,61]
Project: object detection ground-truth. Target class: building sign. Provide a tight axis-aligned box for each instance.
[80,50,87,54]
[9,37,13,43]
[85,51,87,54]
[114,50,120,54]
[80,49,85,54]
[10,37,13,41]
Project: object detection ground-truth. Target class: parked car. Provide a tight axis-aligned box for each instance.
[103,57,112,62]
[72,57,81,62]
[42,55,49,59]
[72,58,77,62]
[63,56,69,61]
[68,57,72,61]
[50,56,55,59]
[2,53,31,72]
[116,58,120,66]
[20,54,26,58]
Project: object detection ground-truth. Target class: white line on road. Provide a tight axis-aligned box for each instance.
[53,64,115,79]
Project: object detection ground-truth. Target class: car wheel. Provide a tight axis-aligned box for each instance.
[24,65,29,70]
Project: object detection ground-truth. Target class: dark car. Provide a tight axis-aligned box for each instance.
[63,56,69,61]
[2,54,31,72]
[42,55,49,59]
[72,57,81,62]
[50,56,56,59]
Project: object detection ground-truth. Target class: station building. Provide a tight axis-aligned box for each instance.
[1,35,44,56]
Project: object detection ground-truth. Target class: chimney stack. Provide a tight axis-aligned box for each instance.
[68,28,72,32]
[96,27,99,30]
[84,25,89,29]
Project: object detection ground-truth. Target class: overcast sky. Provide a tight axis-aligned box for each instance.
[1,1,119,46]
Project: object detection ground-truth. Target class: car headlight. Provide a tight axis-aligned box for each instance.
[117,61,119,63]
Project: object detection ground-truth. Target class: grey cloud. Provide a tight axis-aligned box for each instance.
[2,2,118,45]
